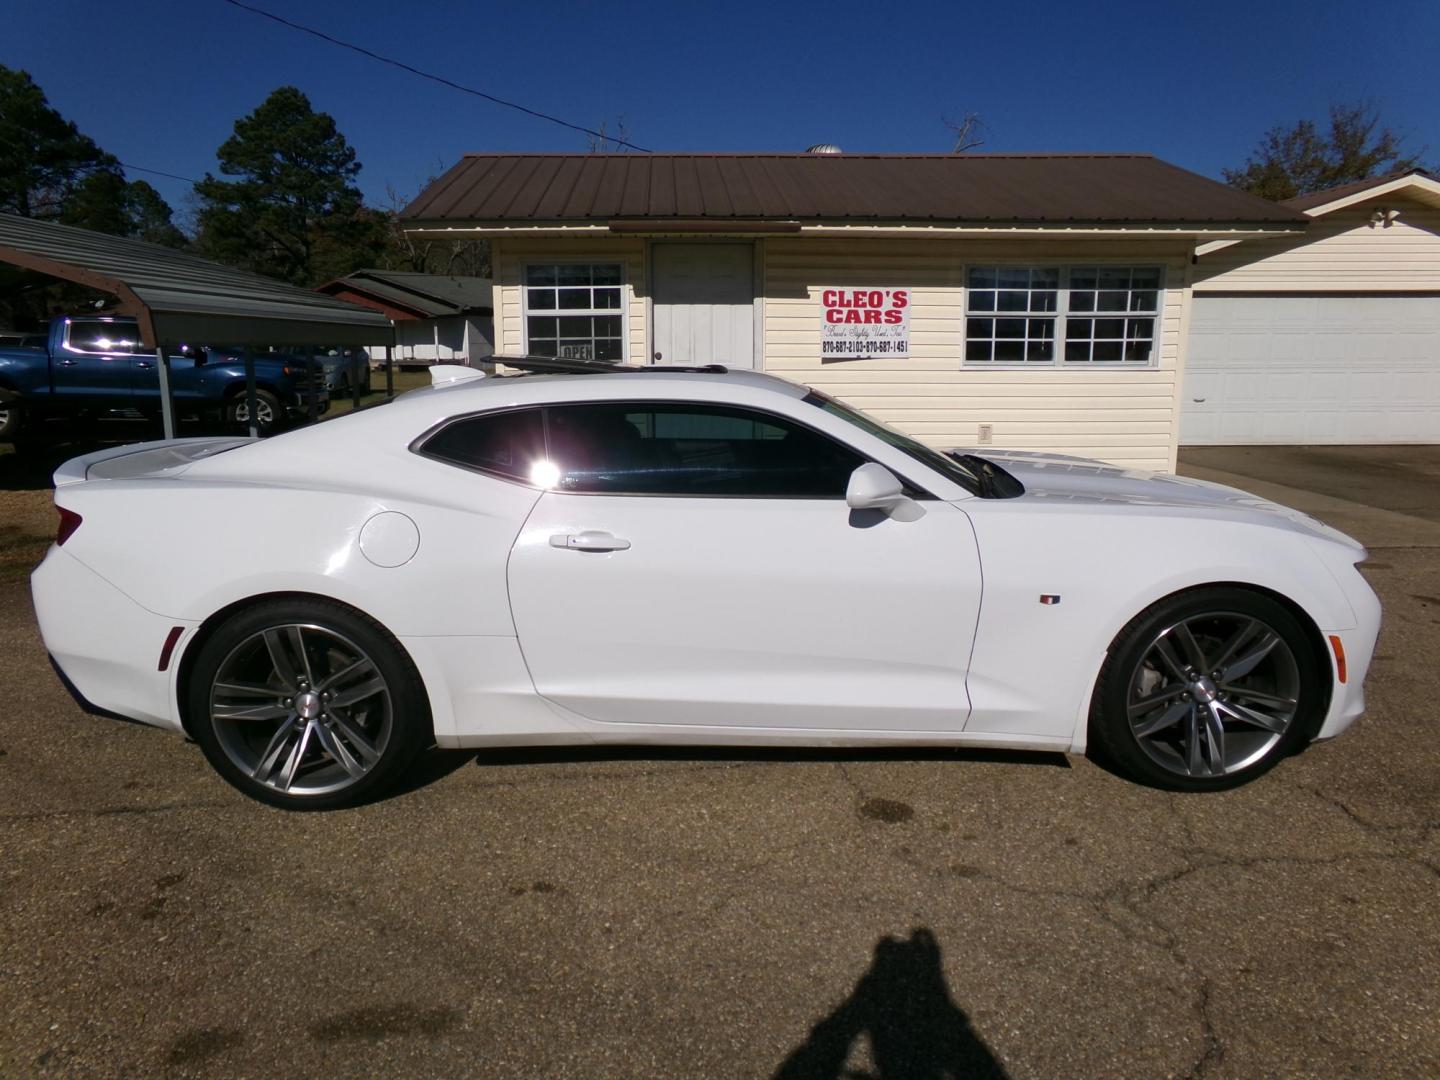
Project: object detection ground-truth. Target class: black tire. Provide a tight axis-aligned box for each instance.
[225,388,283,435]
[1089,586,1325,792]
[186,597,432,810]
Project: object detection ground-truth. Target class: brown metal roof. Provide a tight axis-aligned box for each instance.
[1282,167,1440,211]
[402,154,1309,228]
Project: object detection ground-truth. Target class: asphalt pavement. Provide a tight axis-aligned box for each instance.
[1,447,1437,1078]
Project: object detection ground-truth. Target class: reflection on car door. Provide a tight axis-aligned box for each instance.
[506,402,983,732]
[56,320,136,407]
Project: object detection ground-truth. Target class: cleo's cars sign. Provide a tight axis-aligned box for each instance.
[820,288,910,359]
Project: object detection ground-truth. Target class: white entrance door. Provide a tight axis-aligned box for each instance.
[1182,294,1440,444]
[652,243,755,368]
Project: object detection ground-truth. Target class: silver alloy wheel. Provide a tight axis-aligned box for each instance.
[231,396,275,426]
[208,623,392,797]
[1126,612,1301,779]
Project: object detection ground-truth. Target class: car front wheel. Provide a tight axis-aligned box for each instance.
[187,599,431,809]
[1090,587,1326,791]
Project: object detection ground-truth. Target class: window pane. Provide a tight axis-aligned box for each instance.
[995,319,1026,339]
[1033,290,1057,312]
[1092,340,1123,362]
[1028,319,1054,340]
[558,265,591,286]
[997,267,1032,288]
[525,264,557,286]
[1098,267,1131,288]
[1070,291,1095,313]
[1125,341,1153,363]
[967,318,993,338]
[557,288,592,310]
[545,403,863,497]
[967,267,997,288]
[593,339,623,362]
[594,287,622,309]
[1065,341,1091,363]
[1130,290,1157,312]
[1032,268,1059,288]
[528,339,558,357]
[595,315,623,338]
[421,409,546,481]
[993,339,1024,363]
[997,290,1029,312]
[1095,319,1125,339]
[1069,269,1097,290]
[528,289,556,311]
[527,316,558,340]
[1096,291,1128,312]
[558,316,593,337]
[1067,319,1092,339]
[1126,318,1155,339]
[1131,268,1162,289]
[969,290,996,312]
[966,338,992,363]
[592,265,622,285]
[1028,339,1054,362]
[69,321,139,352]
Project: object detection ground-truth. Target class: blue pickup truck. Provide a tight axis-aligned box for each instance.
[0,315,328,441]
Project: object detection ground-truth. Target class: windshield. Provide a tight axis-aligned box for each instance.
[803,389,980,495]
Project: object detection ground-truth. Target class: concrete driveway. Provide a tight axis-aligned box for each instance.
[1,447,1437,1078]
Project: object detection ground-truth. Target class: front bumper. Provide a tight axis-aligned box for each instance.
[1313,562,1383,741]
[31,547,192,732]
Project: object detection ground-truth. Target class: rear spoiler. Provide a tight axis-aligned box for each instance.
[53,437,254,487]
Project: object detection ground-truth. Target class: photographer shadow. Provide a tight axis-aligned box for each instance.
[775,929,1007,1080]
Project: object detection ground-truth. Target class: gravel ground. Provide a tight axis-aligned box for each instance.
[0,446,1436,1078]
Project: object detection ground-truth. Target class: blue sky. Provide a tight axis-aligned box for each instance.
[6,0,1438,221]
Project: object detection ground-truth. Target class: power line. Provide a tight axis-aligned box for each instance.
[75,160,201,185]
[119,162,201,185]
[219,0,651,153]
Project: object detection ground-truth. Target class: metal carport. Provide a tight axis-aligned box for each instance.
[0,213,394,438]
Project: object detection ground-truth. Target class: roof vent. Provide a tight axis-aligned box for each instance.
[805,143,842,154]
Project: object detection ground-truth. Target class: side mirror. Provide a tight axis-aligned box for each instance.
[845,463,924,522]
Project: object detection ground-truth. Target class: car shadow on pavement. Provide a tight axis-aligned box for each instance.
[774,927,1008,1079]
[368,744,1069,807]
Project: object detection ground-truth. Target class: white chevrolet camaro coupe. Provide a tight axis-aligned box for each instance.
[32,360,1381,809]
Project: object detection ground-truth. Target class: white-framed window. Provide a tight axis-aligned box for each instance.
[523,263,625,362]
[965,265,1163,367]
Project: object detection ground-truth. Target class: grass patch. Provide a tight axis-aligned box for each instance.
[0,527,51,583]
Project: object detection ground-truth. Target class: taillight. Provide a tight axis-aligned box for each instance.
[56,507,82,546]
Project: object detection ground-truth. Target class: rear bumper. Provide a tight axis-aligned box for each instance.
[31,547,192,732]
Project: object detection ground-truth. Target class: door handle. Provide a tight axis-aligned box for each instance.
[549,530,631,552]
[58,358,79,366]
[135,360,153,369]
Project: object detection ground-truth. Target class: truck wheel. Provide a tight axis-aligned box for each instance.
[0,401,21,441]
[226,389,282,435]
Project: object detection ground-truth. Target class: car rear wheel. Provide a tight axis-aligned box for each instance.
[187,599,431,809]
[1089,587,1325,791]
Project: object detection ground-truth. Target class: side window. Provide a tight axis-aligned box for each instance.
[66,321,143,354]
[419,408,547,483]
[545,403,864,497]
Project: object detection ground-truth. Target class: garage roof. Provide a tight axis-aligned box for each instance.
[1282,168,1440,215]
[402,153,1309,230]
[0,212,394,347]
[316,269,493,320]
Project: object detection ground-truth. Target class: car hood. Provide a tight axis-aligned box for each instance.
[949,448,1364,551]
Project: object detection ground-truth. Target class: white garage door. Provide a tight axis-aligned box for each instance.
[1182,295,1440,444]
